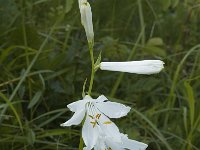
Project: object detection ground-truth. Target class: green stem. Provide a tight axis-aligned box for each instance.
[79,42,95,150]
[78,130,84,150]
[88,42,95,95]
[137,0,145,45]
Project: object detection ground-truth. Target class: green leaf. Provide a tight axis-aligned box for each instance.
[27,129,35,145]
[94,51,102,72]
[143,46,166,57]
[162,0,171,11]
[65,0,74,13]
[172,0,179,8]
[184,81,195,128]
[28,91,42,109]
[183,107,188,134]
[82,78,87,98]
[147,37,164,46]
[0,92,23,132]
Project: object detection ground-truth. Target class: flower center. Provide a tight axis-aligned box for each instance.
[86,102,112,128]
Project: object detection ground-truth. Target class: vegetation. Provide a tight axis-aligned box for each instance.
[0,0,200,149]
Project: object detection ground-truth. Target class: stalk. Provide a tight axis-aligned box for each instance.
[79,41,94,150]
[88,42,95,95]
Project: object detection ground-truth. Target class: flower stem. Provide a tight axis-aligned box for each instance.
[78,41,94,150]
[78,130,84,150]
[88,41,95,95]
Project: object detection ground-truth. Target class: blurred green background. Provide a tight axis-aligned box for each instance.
[0,0,200,149]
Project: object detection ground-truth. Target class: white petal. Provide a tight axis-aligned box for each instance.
[94,137,106,150]
[106,138,123,150]
[96,95,108,103]
[100,60,164,74]
[121,134,148,150]
[67,95,91,112]
[60,109,85,126]
[82,115,99,149]
[80,2,94,43]
[96,101,131,118]
[98,112,121,142]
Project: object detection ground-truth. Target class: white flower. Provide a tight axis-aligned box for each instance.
[79,0,94,43]
[94,132,148,150]
[91,126,148,150]
[100,60,164,74]
[61,95,131,149]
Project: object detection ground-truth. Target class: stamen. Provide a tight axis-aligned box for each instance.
[90,121,97,128]
[89,115,94,119]
[103,121,112,124]
[96,114,101,119]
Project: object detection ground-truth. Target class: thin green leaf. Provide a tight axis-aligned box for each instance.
[28,91,42,109]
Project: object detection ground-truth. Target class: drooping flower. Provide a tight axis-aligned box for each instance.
[94,127,148,150]
[79,0,94,43]
[61,95,131,149]
[100,60,164,74]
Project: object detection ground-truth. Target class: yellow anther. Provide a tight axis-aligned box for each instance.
[103,121,112,124]
[96,114,101,119]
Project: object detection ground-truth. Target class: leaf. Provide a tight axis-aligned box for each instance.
[28,91,42,109]
[162,0,171,11]
[143,46,166,57]
[184,81,195,128]
[65,0,74,13]
[82,78,87,98]
[27,129,35,145]
[143,37,166,57]
[94,51,102,72]
[172,0,179,8]
[0,92,23,132]
[183,107,188,134]
[39,74,46,91]
[147,37,164,46]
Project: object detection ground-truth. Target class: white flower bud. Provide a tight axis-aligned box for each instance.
[100,60,164,74]
[79,1,94,43]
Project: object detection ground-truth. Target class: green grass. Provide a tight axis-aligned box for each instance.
[0,0,200,149]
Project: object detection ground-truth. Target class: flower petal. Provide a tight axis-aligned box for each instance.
[100,60,164,74]
[94,137,106,150]
[98,112,121,142]
[67,95,91,112]
[82,115,99,149]
[96,95,108,103]
[106,138,123,150]
[96,101,131,118]
[60,109,85,126]
[121,134,148,150]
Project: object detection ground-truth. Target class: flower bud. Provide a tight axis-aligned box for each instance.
[100,60,164,74]
[79,1,94,43]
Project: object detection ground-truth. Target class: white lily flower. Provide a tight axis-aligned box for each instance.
[100,60,164,74]
[61,95,131,149]
[93,127,148,150]
[79,0,94,43]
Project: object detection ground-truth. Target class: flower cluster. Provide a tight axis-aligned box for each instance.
[61,0,165,149]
